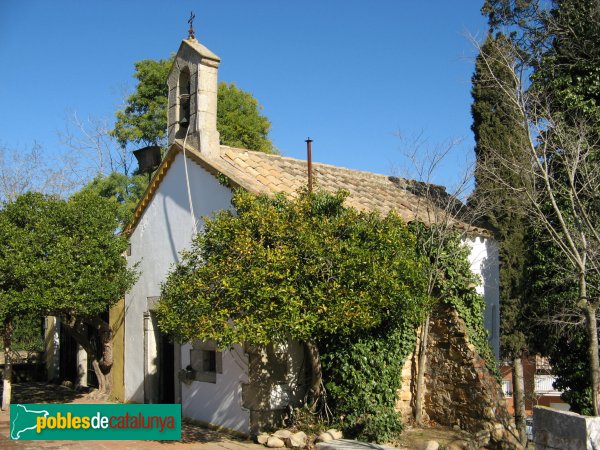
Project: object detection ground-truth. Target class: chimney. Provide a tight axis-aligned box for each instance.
[305,137,313,193]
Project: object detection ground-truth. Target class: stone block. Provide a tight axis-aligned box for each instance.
[446,440,469,450]
[490,423,504,441]
[326,429,343,440]
[533,406,600,450]
[473,429,490,446]
[317,432,333,443]
[420,440,439,450]
[274,429,292,439]
[316,439,396,450]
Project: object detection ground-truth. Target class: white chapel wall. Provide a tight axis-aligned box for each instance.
[125,152,251,432]
[180,343,250,433]
[463,235,501,360]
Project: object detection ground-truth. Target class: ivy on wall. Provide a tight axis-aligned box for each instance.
[320,318,419,443]
[426,228,498,375]
[319,224,498,443]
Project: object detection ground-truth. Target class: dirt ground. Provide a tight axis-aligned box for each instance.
[0,382,264,449]
[395,425,475,449]
[1,382,524,449]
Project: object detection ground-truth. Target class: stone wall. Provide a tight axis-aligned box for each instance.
[533,406,600,450]
[242,341,308,434]
[396,348,417,419]
[419,305,522,449]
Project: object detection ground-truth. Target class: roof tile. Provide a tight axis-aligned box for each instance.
[126,142,490,237]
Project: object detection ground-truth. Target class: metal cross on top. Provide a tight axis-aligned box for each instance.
[188,11,196,39]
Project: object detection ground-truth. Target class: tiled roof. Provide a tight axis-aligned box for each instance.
[125,141,489,237]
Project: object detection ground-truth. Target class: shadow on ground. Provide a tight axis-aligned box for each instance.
[1,382,89,404]
[1,382,255,448]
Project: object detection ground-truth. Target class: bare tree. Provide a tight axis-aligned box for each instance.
[0,143,82,204]
[58,111,135,177]
[393,133,489,425]
[473,36,600,415]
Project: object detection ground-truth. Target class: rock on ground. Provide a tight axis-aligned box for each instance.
[420,440,439,450]
[257,433,270,445]
[289,431,308,448]
[266,436,285,448]
[274,429,292,439]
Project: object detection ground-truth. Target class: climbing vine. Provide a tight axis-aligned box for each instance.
[319,224,498,443]
[418,226,498,375]
[320,317,420,443]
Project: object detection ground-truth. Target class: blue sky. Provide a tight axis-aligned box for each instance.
[0,1,488,191]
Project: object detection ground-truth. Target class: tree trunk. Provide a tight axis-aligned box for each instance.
[305,339,322,412]
[512,355,527,444]
[1,317,14,411]
[88,316,114,395]
[414,314,430,425]
[579,271,600,416]
[62,316,114,396]
[585,303,600,416]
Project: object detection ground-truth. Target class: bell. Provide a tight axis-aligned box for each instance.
[179,115,189,127]
[133,146,162,175]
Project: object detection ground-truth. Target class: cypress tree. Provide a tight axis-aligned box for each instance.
[470,33,532,444]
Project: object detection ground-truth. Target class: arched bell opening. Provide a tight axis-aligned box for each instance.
[176,68,191,139]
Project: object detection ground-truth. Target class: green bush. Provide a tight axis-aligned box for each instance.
[321,319,419,443]
[11,313,44,353]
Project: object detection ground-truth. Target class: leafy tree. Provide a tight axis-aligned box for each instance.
[410,223,496,369]
[531,0,600,128]
[157,189,428,411]
[479,0,600,415]
[79,172,148,230]
[0,193,55,409]
[112,59,172,148]
[392,136,497,425]
[551,333,595,415]
[470,33,532,442]
[527,228,599,414]
[217,83,274,154]
[0,191,137,407]
[532,0,599,416]
[112,58,276,154]
[320,318,417,442]
[320,224,494,442]
[11,313,44,353]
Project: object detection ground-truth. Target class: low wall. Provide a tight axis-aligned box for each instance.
[0,351,46,382]
[533,406,600,450]
[0,351,42,365]
[0,363,46,382]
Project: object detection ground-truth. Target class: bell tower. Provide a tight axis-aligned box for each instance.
[167,18,220,157]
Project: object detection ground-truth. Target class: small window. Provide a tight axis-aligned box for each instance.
[502,379,513,397]
[190,345,222,384]
[202,350,216,373]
